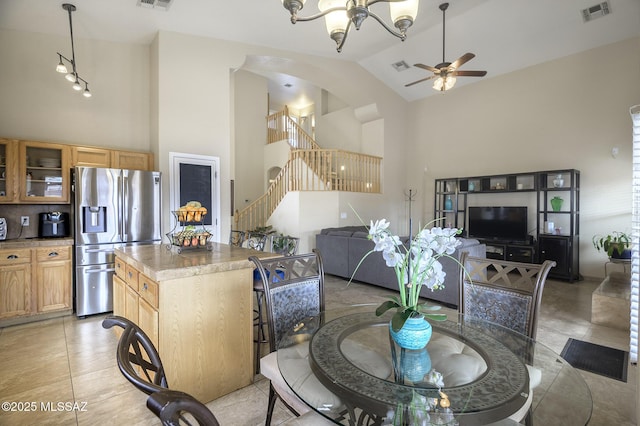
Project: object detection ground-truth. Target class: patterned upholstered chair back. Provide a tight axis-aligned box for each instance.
[229,230,246,247]
[269,235,300,256]
[458,252,556,341]
[249,251,325,352]
[244,232,268,251]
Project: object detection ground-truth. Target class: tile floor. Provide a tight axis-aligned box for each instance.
[0,275,636,425]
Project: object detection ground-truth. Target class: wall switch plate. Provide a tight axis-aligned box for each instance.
[21,216,29,226]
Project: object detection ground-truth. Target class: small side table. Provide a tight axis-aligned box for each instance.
[605,258,631,276]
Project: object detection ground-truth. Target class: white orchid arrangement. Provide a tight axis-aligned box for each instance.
[354,218,462,332]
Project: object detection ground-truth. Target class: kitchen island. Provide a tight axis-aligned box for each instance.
[113,242,272,402]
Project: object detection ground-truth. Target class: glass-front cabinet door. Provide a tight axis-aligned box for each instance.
[19,140,70,203]
[0,138,17,203]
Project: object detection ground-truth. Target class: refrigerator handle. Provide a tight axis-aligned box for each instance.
[122,170,128,241]
[117,171,124,242]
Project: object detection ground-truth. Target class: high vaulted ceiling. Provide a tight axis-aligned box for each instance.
[1,0,639,103]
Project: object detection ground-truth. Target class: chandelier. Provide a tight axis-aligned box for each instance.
[55,3,91,98]
[281,0,419,52]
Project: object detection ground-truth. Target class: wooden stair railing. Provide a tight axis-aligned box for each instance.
[234,107,382,232]
[267,106,320,150]
[234,149,381,232]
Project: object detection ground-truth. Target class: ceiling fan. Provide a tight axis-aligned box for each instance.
[405,2,487,91]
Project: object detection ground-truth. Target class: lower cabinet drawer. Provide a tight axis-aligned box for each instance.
[138,274,159,309]
[0,249,32,266]
[36,246,71,262]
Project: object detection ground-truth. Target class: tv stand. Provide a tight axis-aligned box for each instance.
[478,239,535,263]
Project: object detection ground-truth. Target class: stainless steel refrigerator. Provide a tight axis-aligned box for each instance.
[73,166,161,317]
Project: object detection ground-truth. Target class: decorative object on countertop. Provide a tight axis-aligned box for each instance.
[351,216,461,349]
[550,196,563,212]
[390,316,433,350]
[592,231,632,259]
[553,174,564,188]
[167,201,212,252]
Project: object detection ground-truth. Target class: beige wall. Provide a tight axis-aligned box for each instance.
[407,36,640,279]
[0,29,150,150]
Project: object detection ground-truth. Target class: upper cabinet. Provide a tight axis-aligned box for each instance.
[0,139,18,202]
[20,140,71,203]
[111,150,153,171]
[71,145,153,171]
[0,138,154,205]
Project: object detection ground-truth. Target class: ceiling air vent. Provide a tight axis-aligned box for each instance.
[137,0,174,11]
[391,60,410,72]
[581,1,610,22]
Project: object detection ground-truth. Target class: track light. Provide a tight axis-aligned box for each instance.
[55,4,92,98]
[56,55,68,73]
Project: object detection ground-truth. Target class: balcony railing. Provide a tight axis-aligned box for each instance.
[267,107,320,150]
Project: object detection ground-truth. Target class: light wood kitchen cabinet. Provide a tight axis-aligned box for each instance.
[111,150,153,171]
[71,146,111,168]
[19,140,70,203]
[0,241,73,326]
[0,138,18,202]
[138,297,159,349]
[35,246,71,313]
[0,248,32,319]
[113,274,126,318]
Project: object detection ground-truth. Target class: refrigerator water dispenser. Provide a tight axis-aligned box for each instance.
[82,206,107,233]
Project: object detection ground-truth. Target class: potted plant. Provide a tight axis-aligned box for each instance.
[592,231,632,259]
[352,218,462,350]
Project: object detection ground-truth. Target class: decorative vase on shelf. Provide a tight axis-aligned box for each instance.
[553,174,564,188]
[444,196,453,210]
[550,196,564,212]
[390,316,433,350]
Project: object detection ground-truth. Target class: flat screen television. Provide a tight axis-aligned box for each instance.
[468,206,528,243]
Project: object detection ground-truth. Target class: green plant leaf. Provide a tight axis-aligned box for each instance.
[424,313,448,322]
[391,309,414,332]
[376,300,400,316]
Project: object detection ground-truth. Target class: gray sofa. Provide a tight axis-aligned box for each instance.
[315,226,486,307]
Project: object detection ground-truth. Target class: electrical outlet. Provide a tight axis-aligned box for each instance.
[21,216,29,226]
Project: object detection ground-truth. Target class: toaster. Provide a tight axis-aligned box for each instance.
[38,212,69,238]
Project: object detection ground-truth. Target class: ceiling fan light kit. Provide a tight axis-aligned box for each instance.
[281,0,419,52]
[55,3,91,98]
[405,2,487,92]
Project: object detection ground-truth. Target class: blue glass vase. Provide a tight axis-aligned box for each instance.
[400,348,432,383]
[390,316,432,350]
[444,196,453,210]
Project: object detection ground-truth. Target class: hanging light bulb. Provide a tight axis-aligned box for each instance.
[72,78,82,91]
[83,83,92,98]
[433,75,456,91]
[56,55,68,73]
[65,72,76,82]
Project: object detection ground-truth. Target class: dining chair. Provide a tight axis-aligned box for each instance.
[250,251,390,425]
[102,315,220,425]
[244,231,268,251]
[254,234,300,374]
[229,230,246,247]
[146,389,220,426]
[457,252,556,424]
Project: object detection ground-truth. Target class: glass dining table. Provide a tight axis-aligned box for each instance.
[277,305,593,426]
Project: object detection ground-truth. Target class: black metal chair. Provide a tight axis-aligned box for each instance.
[147,389,220,426]
[244,231,268,251]
[457,253,556,424]
[253,235,300,374]
[250,251,334,425]
[102,316,219,425]
[229,230,246,247]
[102,315,168,395]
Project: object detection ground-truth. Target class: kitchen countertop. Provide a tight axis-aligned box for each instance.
[115,242,273,282]
[0,238,74,249]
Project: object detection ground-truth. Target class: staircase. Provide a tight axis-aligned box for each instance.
[233,107,381,232]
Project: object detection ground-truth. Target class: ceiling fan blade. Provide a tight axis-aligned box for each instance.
[405,75,437,87]
[452,70,487,77]
[413,63,440,73]
[449,52,475,70]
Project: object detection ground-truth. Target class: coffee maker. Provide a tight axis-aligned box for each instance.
[38,212,69,238]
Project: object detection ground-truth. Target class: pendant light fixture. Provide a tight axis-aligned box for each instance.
[281,0,419,53]
[55,3,91,98]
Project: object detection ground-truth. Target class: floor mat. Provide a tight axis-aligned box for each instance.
[560,338,628,382]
